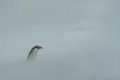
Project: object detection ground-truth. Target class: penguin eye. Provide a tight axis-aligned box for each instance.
[37,46,41,49]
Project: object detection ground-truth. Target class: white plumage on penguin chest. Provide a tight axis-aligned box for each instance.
[28,48,39,61]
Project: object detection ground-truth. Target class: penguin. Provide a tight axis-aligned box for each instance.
[26,45,43,62]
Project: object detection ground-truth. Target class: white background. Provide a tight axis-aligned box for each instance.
[0,0,120,80]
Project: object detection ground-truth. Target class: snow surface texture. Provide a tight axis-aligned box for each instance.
[0,0,120,80]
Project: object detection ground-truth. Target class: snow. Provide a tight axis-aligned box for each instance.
[0,0,120,80]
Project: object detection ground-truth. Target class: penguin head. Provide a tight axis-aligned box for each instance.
[36,45,43,49]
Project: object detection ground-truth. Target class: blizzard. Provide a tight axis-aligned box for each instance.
[0,0,120,80]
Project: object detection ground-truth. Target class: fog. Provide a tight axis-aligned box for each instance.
[0,0,120,80]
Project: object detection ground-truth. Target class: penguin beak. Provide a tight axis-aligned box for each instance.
[40,47,43,49]
[37,46,43,49]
